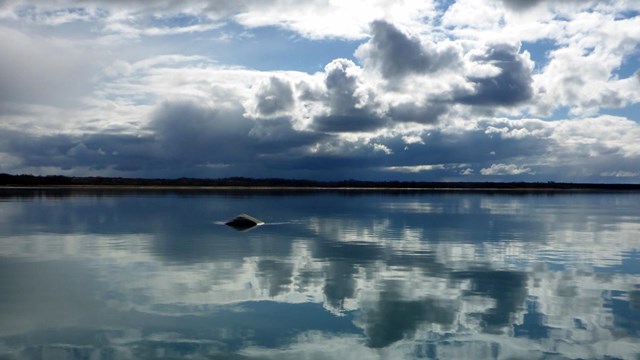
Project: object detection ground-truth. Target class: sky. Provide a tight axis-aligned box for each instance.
[0,0,639,182]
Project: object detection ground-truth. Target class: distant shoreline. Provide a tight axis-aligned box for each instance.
[1,173,639,192]
[1,185,639,193]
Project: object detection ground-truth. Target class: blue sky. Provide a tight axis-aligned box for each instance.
[0,0,639,182]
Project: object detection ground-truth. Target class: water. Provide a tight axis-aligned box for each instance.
[0,189,639,359]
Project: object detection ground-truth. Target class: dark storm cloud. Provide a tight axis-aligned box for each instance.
[150,101,254,164]
[387,102,448,124]
[0,101,325,176]
[149,101,326,171]
[253,77,295,117]
[271,155,378,173]
[386,127,549,166]
[249,116,328,152]
[258,124,551,179]
[0,128,159,172]
[457,43,533,106]
[313,112,387,133]
[357,20,461,79]
[152,102,325,161]
[312,59,388,133]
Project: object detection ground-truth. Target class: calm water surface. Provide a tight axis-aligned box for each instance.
[1,190,639,359]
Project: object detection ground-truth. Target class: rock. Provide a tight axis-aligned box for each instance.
[225,214,264,231]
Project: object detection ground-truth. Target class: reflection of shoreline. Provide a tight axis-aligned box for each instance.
[2,186,640,199]
[3,185,640,191]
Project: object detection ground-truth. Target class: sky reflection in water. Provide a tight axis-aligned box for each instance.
[0,190,639,359]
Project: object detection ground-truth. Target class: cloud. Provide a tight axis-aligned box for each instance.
[232,0,437,40]
[439,0,639,116]
[387,102,448,124]
[2,84,639,182]
[149,100,326,172]
[499,0,544,11]
[0,1,639,181]
[0,26,100,109]
[600,170,640,178]
[323,59,366,114]
[312,113,387,133]
[385,164,447,173]
[457,43,534,106]
[480,163,535,175]
[356,20,461,80]
[0,128,157,174]
[498,0,600,12]
[531,13,640,116]
[0,0,438,40]
[311,59,387,133]
[150,101,254,163]
[475,116,640,180]
[0,100,326,177]
[247,76,295,118]
[248,117,327,155]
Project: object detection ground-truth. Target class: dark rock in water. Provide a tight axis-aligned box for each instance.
[225,214,264,231]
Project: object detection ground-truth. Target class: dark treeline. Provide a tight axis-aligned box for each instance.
[1,173,640,191]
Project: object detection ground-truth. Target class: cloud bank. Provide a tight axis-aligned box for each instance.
[0,0,639,181]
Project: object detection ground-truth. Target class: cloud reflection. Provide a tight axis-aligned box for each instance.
[0,191,639,358]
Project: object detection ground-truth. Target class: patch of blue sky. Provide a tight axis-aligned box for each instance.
[435,0,456,14]
[612,45,640,79]
[200,23,363,73]
[615,9,640,20]
[601,103,640,122]
[521,39,556,73]
[107,22,362,74]
[537,104,640,123]
[555,106,573,119]
[432,0,458,30]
